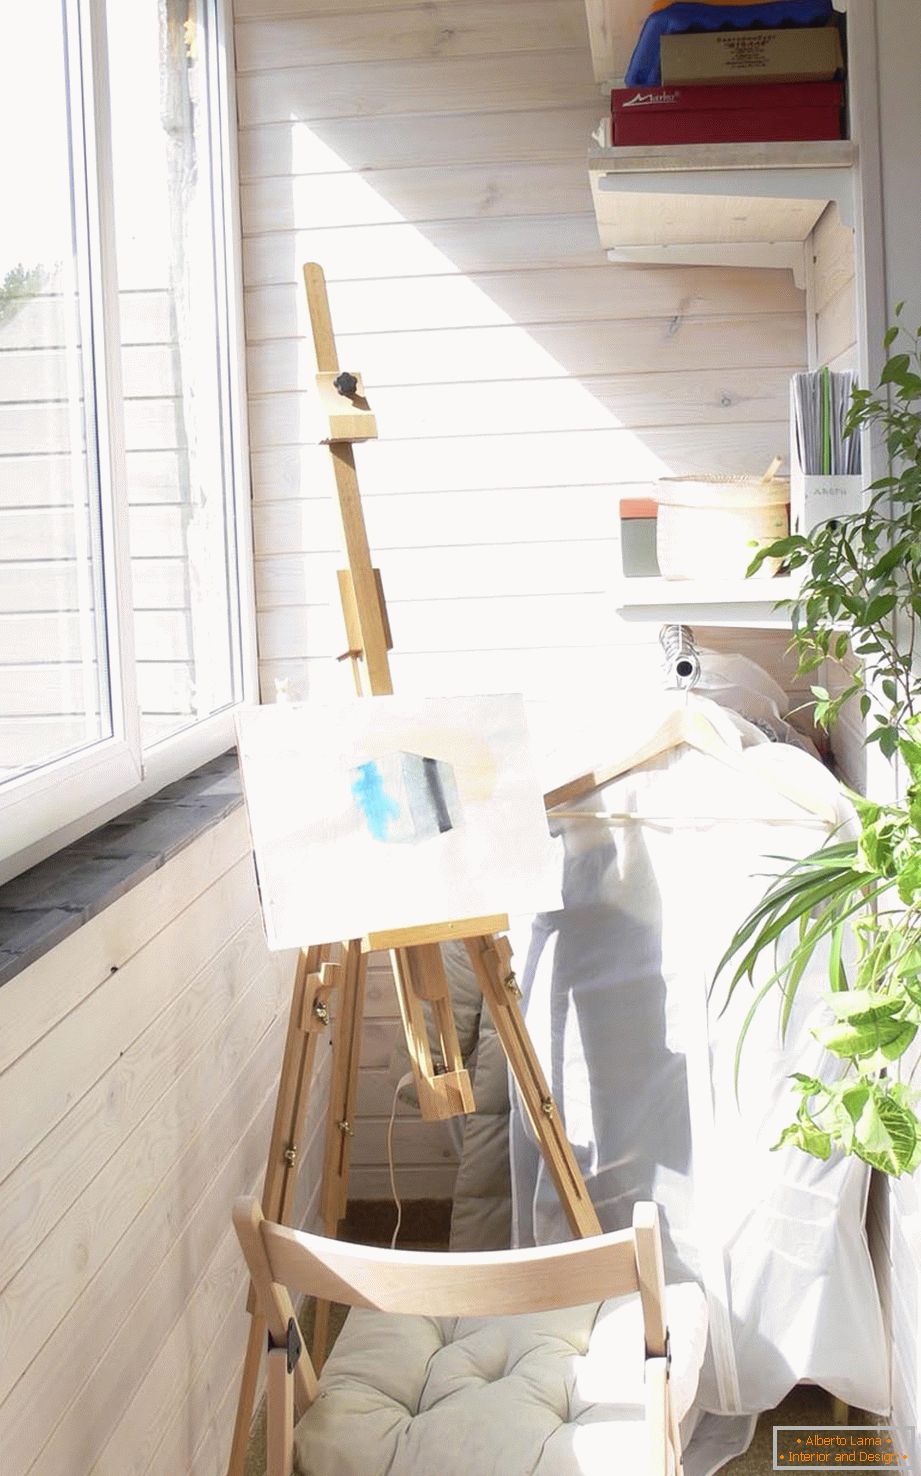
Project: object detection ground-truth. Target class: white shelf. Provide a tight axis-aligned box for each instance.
[615,574,800,627]
[590,138,856,281]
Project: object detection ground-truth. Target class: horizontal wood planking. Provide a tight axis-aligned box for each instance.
[351,1116,460,1168]
[235,1,588,72]
[238,106,600,181]
[0,911,272,1291]
[255,485,626,556]
[248,368,795,445]
[252,423,797,503]
[259,646,803,710]
[9,1033,326,1476]
[0,854,258,1185]
[240,267,802,336]
[0,954,282,1412]
[811,204,855,320]
[258,601,810,683]
[812,202,856,370]
[816,278,859,370]
[241,160,592,234]
[236,49,600,127]
[0,808,252,1072]
[349,1163,459,1199]
[237,0,560,15]
[240,311,802,383]
[6,1049,275,1476]
[243,214,620,284]
[0,811,315,1476]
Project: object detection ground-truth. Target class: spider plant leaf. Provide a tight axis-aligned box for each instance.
[827,920,847,992]
[722,870,872,994]
[733,974,780,1098]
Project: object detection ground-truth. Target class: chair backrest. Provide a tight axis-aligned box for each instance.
[233,1196,668,1359]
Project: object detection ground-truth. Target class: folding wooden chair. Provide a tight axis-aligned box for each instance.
[233,1197,707,1476]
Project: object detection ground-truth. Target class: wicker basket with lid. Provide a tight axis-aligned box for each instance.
[655,474,790,580]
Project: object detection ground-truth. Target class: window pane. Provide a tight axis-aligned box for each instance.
[0,1,112,784]
[107,0,243,749]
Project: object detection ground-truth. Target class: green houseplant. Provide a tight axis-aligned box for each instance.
[717,310,921,1177]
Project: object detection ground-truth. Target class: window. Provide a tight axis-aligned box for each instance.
[0,0,252,879]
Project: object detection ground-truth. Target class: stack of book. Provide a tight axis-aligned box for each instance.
[612,15,845,146]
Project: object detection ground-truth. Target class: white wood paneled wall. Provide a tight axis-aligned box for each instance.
[0,810,327,1476]
[235,0,809,1194]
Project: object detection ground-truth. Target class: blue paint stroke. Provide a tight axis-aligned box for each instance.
[351,760,401,841]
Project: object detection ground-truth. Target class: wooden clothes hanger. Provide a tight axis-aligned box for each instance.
[543,694,839,828]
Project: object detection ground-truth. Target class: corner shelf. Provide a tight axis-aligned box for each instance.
[615,574,800,628]
[590,136,857,284]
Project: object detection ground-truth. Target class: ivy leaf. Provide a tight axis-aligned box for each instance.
[790,1073,827,1095]
[772,1118,832,1160]
[815,1015,918,1062]
[823,990,902,1023]
[852,1090,921,1175]
[899,733,921,783]
[897,853,921,905]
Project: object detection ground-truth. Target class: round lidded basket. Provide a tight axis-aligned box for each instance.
[655,474,790,581]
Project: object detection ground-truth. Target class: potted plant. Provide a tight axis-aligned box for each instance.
[718,309,921,1177]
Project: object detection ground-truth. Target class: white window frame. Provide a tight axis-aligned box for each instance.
[0,0,256,886]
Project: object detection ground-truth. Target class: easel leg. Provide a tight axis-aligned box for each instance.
[465,934,601,1239]
[312,938,368,1368]
[391,943,475,1120]
[226,947,334,1476]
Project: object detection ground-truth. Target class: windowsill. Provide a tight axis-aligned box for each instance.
[0,751,243,989]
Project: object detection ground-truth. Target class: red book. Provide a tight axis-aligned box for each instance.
[611,81,844,146]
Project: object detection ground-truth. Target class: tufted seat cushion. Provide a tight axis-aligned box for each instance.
[293,1281,707,1476]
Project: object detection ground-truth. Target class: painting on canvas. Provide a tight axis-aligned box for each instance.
[235,694,561,949]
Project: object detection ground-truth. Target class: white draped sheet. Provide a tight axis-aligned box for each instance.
[508,729,888,1446]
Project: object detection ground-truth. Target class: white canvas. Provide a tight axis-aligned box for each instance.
[235,694,561,950]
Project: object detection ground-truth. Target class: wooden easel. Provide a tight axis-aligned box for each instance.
[225,264,601,1476]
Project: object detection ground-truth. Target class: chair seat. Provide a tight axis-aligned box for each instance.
[293,1282,707,1476]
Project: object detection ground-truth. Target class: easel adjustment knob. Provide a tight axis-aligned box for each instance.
[541,1098,554,1117]
[337,1119,354,1136]
[283,1144,298,1166]
[504,973,522,999]
[313,1001,330,1025]
[333,371,358,397]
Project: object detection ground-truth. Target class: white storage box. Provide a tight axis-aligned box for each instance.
[789,379,864,534]
[655,475,790,580]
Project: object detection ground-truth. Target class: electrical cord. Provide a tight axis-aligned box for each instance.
[388,1072,415,1250]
